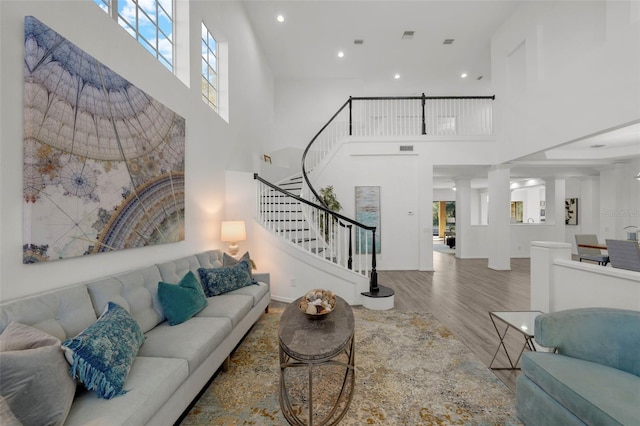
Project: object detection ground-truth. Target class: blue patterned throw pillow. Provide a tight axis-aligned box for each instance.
[62,302,144,399]
[223,251,258,284]
[158,271,208,325]
[198,260,256,297]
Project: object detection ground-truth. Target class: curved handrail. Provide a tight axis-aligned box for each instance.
[301,98,351,207]
[254,173,375,232]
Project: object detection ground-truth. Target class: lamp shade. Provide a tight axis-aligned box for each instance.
[221,221,246,242]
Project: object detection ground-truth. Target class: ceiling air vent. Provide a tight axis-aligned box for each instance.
[399,145,414,152]
[402,31,415,40]
[443,39,454,45]
[354,39,364,45]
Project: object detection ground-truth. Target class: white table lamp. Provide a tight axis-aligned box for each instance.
[221,221,246,256]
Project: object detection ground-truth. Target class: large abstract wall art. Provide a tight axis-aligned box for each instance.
[23,16,185,263]
[355,186,381,254]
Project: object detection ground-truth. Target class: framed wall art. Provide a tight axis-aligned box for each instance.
[23,16,185,263]
[355,186,381,254]
[565,198,578,225]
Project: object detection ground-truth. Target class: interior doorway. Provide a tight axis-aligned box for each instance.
[433,201,456,251]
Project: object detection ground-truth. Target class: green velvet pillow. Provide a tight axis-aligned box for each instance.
[158,271,208,326]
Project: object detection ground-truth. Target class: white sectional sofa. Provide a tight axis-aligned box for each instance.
[0,249,270,425]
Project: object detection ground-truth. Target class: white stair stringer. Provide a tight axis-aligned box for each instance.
[253,208,370,305]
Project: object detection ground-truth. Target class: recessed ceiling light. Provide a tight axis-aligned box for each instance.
[443,39,454,44]
[394,73,400,79]
[460,73,468,79]
[338,51,344,58]
[276,14,285,23]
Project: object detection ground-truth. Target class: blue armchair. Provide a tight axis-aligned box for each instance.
[516,308,640,425]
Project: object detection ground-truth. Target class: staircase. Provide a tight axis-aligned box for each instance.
[257,173,333,263]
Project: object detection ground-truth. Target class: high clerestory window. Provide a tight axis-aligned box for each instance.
[93,0,174,72]
[201,22,218,113]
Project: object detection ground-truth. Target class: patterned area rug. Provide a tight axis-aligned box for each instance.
[180,307,522,425]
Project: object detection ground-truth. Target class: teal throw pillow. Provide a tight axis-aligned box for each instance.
[158,271,208,326]
[61,302,144,399]
[198,261,256,297]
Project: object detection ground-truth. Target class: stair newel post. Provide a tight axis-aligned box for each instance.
[347,225,353,270]
[348,96,353,136]
[421,92,426,135]
[369,228,379,293]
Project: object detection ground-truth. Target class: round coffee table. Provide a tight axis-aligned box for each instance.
[278,295,355,426]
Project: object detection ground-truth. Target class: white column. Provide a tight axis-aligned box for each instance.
[418,161,434,271]
[530,241,572,312]
[487,165,511,270]
[455,178,471,259]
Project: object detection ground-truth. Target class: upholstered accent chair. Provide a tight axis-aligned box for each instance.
[605,239,640,272]
[574,234,609,266]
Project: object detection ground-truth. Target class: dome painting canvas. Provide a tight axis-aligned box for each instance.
[23,16,185,263]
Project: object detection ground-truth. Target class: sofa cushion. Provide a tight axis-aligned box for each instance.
[0,285,96,341]
[196,294,254,327]
[62,302,145,399]
[138,317,232,374]
[226,281,270,307]
[64,356,188,426]
[516,375,585,426]
[0,322,76,426]
[196,250,224,270]
[534,308,640,376]
[87,266,165,333]
[198,261,256,297]
[157,255,202,286]
[522,352,639,426]
[158,271,208,326]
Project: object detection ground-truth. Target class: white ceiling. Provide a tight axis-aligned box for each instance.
[243,0,519,92]
[242,1,640,186]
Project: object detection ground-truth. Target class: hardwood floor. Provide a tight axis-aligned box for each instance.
[377,251,531,392]
[270,251,532,393]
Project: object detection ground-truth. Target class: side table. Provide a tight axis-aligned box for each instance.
[489,310,543,370]
[278,296,355,426]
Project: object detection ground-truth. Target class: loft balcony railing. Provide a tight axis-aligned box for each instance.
[303,95,495,177]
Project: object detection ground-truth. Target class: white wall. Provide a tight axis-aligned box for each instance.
[599,158,640,241]
[491,0,640,162]
[311,137,498,270]
[0,1,274,301]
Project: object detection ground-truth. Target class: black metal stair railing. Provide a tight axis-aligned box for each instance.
[254,174,381,286]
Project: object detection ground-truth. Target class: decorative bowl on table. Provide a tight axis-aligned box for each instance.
[299,289,336,318]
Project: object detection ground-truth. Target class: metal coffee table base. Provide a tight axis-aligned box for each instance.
[279,337,355,426]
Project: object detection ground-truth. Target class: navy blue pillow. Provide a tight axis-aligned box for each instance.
[198,261,256,297]
[158,271,208,326]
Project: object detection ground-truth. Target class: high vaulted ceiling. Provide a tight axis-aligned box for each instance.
[243,0,519,93]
